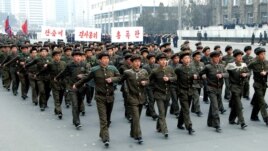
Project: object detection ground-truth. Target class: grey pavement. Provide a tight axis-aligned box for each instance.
[1,41,268,151]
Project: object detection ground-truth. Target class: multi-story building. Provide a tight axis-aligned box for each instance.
[210,0,268,25]
[90,0,175,33]
[0,0,12,14]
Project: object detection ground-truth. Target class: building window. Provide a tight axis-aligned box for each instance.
[223,15,228,24]
[247,13,253,23]
[233,0,239,6]
[261,12,267,23]
[222,0,228,6]
[246,0,253,5]
[260,0,267,3]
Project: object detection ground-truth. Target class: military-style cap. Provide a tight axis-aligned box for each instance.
[254,47,266,55]
[84,48,93,52]
[214,45,221,50]
[183,40,189,44]
[195,42,202,46]
[156,53,167,61]
[180,51,190,60]
[40,47,49,52]
[196,45,203,50]
[192,51,202,57]
[52,50,62,56]
[130,54,142,62]
[20,44,28,49]
[202,46,210,53]
[97,51,110,59]
[210,51,221,58]
[233,49,244,57]
[30,47,38,53]
[147,53,156,59]
[140,48,149,54]
[10,44,17,49]
[244,46,252,52]
[163,48,172,53]
[225,45,232,52]
[72,49,84,56]
[171,53,180,59]
[124,53,132,60]
[64,47,72,52]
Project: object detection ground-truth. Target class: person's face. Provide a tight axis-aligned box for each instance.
[73,55,82,63]
[258,52,265,61]
[95,50,101,54]
[30,51,37,58]
[158,58,167,67]
[246,50,251,55]
[11,47,17,53]
[142,52,148,58]
[65,50,72,56]
[86,51,93,57]
[99,56,110,66]
[148,57,156,64]
[212,56,220,64]
[194,54,201,62]
[132,59,141,69]
[126,58,132,65]
[235,54,243,63]
[172,56,180,64]
[204,49,210,56]
[21,48,28,54]
[227,49,233,55]
[40,50,48,57]
[53,54,61,62]
[181,56,191,65]
[108,49,113,56]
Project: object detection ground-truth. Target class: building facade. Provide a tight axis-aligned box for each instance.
[90,0,174,33]
[210,0,268,25]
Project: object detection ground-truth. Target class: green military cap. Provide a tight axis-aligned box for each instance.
[195,42,202,46]
[140,47,149,54]
[52,50,62,56]
[244,46,252,52]
[147,53,156,59]
[97,51,110,59]
[72,49,84,56]
[210,51,221,58]
[130,54,142,62]
[163,48,172,53]
[192,51,202,57]
[202,46,210,53]
[156,53,167,61]
[30,47,38,53]
[20,44,28,49]
[84,48,93,52]
[124,53,132,60]
[196,45,203,50]
[254,47,266,55]
[214,45,220,50]
[179,51,190,60]
[233,49,244,57]
[10,44,17,49]
[171,53,180,59]
[225,45,232,52]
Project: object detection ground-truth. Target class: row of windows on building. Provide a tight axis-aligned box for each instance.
[222,0,268,6]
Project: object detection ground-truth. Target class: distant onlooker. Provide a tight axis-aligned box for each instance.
[251,33,255,45]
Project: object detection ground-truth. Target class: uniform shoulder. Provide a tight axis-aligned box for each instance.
[91,65,101,72]
[107,65,118,72]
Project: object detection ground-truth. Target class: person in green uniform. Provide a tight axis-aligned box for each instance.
[242,46,254,100]
[73,51,120,147]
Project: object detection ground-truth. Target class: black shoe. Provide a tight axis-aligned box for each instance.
[177,125,185,130]
[203,100,209,104]
[164,133,168,138]
[40,107,45,111]
[152,115,158,120]
[75,123,82,129]
[251,117,260,121]
[229,121,237,125]
[87,103,92,106]
[128,117,133,123]
[244,96,250,100]
[13,92,18,96]
[196,111,203,117]
[66,104,70,108]
[215,127,222,133]
[104,140,109,147]
[58,113,63,119]
[188,128,195,135]
[224,96,230,100]
[33,102,38,106]
[220,109,226,114]
[241,123,248,129]
[156,128,161,133]
[6,88,10,91]
[81,111,85,116]
[136,137,143,144]
[21,95,27,100]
